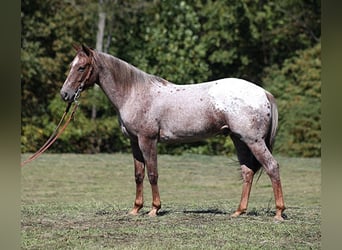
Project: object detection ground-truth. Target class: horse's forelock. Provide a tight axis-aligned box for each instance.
[70,50,94,68]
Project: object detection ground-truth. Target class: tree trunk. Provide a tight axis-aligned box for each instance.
[91,0,106,120]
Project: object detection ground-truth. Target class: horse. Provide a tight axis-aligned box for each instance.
[60,44,285,221]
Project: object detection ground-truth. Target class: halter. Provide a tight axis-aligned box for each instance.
[74,82,83,102]
[74,56,94,100]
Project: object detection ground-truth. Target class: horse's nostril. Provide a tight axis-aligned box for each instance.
[60,91,68,101]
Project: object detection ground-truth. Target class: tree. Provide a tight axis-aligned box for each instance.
[263,43,321,157]
[21,0,97,151]
[21,0,321,157]
[197,0,320,83]
[21,0,96,118]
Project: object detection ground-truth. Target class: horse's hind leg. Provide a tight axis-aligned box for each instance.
[247,140,285,221]
[231,165,255,218]
[129,140,145,215]
[230,135,261,218]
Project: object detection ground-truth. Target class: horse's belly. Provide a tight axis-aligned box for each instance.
[158,117,226,143]
[159,128,216,143]
[157,93,228,143]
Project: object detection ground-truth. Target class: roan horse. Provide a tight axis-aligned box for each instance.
[60,45,285,221]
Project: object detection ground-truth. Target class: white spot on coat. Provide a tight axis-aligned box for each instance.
[71,56,80,67]
[208,78,267,115]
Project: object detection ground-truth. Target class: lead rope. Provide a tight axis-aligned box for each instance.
[22,57,92,167]
[21,93,81,167]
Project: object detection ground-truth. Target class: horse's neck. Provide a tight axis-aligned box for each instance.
[96,52,152,110]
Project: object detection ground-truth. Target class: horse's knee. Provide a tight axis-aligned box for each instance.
[148,172,158,185]
[135,172,144,184]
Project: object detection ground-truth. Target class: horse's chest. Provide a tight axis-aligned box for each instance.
[119,117,131,138]
[119,108,160,139]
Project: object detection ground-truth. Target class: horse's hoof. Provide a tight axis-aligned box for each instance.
[128,209,139,216]
[230,210,245,218]
[230,212,240,218]
[273,215,285,222]
[148,209,158,217]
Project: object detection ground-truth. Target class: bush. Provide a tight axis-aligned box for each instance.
[263,43,321,157]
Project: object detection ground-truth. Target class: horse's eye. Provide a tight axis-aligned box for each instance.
[78,66,86,72]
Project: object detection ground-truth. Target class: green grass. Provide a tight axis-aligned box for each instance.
[21,153,321,249]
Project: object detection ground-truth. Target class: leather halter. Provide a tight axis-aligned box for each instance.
[74,56,94,97]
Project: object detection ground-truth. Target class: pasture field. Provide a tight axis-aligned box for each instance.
[21,153,320,249]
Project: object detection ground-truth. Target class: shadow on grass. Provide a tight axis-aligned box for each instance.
[182,208,227,215]
[246,208,288,220]
[94,206,288,220]
[137,208,227,216]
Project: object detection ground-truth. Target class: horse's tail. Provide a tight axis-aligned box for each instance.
[265,91,278,152]
[255,91,278,182]
[254,91,278,181]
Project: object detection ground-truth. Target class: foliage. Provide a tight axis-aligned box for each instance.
[133,1,210,84]
[21,0,96,117]
[263,43,321,157]
[21,0,321,157]
[48,93,131,153]
[197,0,320,82]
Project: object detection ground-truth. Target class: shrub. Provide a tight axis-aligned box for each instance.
[263,43,321,157]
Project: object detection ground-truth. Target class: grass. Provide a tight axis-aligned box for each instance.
[21,153,321,249]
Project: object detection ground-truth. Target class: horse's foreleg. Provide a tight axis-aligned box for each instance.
[129,158,145,215]
[129,141,145,215]
[138,136,161,216]
[147,171,161,217]
[231,165,255,218]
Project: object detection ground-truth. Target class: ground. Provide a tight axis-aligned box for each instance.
[21,153,321,249]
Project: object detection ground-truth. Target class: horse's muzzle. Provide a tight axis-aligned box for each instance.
[60,88,76,103]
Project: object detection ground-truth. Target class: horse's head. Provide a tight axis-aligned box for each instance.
[60,44,97,102]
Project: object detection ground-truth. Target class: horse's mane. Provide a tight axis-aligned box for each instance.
[95,51,169,90]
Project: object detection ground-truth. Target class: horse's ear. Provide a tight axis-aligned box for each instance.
[81,44,93,56]
[72,44,80,51]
